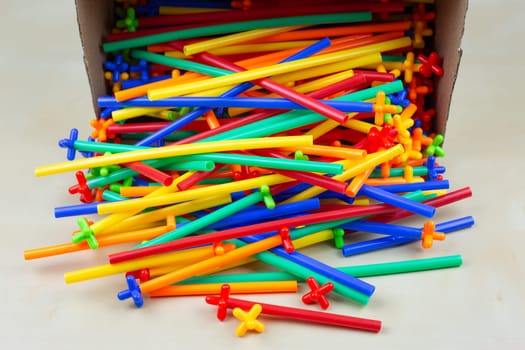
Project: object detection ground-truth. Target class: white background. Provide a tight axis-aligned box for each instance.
[1,1,524,349]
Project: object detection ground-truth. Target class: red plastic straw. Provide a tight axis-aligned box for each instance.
[125,161,174,186]
[205,295,382,332]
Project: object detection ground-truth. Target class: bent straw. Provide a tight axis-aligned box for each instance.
[35,136,312,177]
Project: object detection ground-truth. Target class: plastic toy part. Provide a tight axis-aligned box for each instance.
[71,217,98,249]
[332,228,345,249]
[58,128,79,161]
[278,227,294,253]
[259,184,276,209]
[216,283,231,321]
[421,220,446,248]
[417,52,444,78]
[425,134,445,157]
[68,171,94,203]
[302,277,334,310]
[103,54,129,83]
[233,304,265,337]
[116,8,139,32]
[117,275,144,308]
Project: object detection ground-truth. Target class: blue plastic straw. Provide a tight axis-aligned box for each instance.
[206,198,320,230]
[359,184,436,218]
[98,95,382,113]
[366,180,450,193]
[133,38,330,146]
[341,216,475,256]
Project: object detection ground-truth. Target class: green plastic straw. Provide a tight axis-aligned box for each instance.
[177,255,462,284]
[176,153,344,174]
[101,190,126,202]
[370,166,431,178]
[137,190,267,248]
[161,160,216,172]
[104,12,372,52]
[132,50,232,77]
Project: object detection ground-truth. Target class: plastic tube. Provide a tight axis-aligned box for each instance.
[149,280,298,297]
[359,184,436,218]
[35,136,313,177]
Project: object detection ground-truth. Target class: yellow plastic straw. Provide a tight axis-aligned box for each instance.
[278,145,366,160]
[148,37,412,100]
[35,136,312,177]
[88,171,194,237]
[102,195,231,235]
[149,280,298,297]
[112,107,170,122]
[282,145,404,203]
[64,243,236,284]
[97,174,293,215]
[188,40,316,56]
[139,235,283,293]
[183,25,303,56]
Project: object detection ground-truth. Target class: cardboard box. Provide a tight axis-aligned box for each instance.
[75,0,468,134]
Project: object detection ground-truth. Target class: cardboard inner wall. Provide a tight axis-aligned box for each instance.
[75,0,114,114]
[75,0,467,135]
[434,0,468,135]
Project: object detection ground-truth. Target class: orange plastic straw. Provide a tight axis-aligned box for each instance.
[139,234,283,294]
[149,280,298,297]
[346,167,373,197]
[24,225,171,260]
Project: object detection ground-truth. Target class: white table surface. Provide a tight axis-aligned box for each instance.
[1,1,524,349]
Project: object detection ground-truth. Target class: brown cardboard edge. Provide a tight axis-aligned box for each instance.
[75,0,114,116]
[434,0,468,136]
